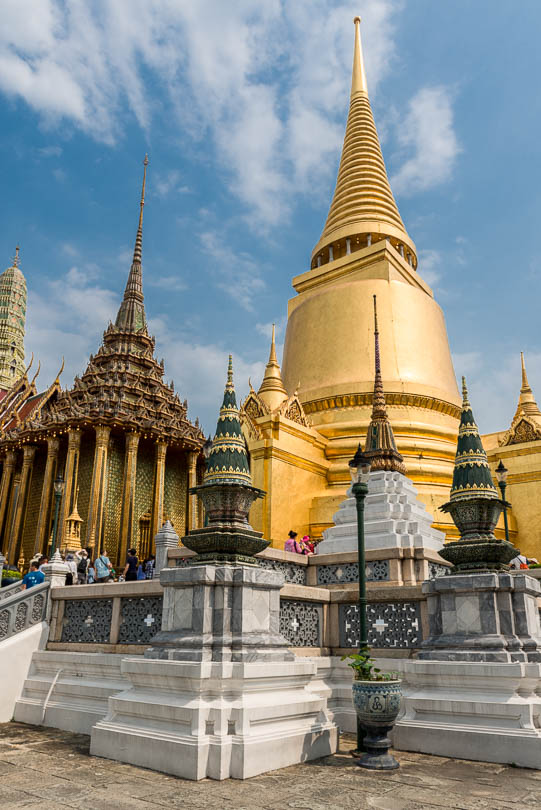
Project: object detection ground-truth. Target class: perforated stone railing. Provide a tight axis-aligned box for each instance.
[0,581,49,643]
[0,579,25,602]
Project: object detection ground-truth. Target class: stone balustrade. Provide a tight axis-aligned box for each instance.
[0,582,49,643]
[0,579,25,603]
[46,569,428,656]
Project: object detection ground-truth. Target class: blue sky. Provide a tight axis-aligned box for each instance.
[1,0,541,435]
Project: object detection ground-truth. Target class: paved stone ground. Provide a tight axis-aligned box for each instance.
[0,723,540,810]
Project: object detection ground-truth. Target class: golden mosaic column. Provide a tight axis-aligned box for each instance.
[118,432,140,565]
[34,437,60,557]
[151,441,167,544]
[57,429,82,549]
[8,445,36,563]
[85,425,111,556]
[187,451,199,531]
[0,450,17,554]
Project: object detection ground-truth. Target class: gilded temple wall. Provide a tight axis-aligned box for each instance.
[103,435,124,561]
[164,450,187,538]
[76,433,94,527]
[134,439,155,546]
[20,447,45,562]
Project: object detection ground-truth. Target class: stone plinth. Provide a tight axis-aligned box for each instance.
[393,658,541,769]
[154,520,179,576]
[419,572,541,662]
[90,657,337,780]
[146,564,294,663]
[320,471,444,555]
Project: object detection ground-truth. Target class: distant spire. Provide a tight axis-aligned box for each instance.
[448,375,498,502]
[115,156,148,333]
[12,246,20,268]
[513,351,541,420]
[311,18,416,269]
[258,324,288,411]
[204,356,252,486]
[363,295,406,473]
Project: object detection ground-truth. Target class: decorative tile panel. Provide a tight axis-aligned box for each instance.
[279,599,321,647]
[316,560,389,585]
[0,609,9,640]
[118,595,163,644]
[339,601,422,649]
[258,558,307,585]
[14,602,27,632]
[428,562,450,579]
[31,592,46,623]
[61,598,113,643]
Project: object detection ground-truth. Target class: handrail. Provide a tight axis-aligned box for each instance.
[0,579,25,602]
[0,581,49,643]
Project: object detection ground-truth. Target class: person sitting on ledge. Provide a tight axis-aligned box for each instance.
[284,530,302,553]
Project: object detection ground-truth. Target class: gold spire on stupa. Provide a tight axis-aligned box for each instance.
[514,352,541,420]
[115,155,148,333]
[311,17,416,270]
[363,295,406,473]
[257,324,288,411]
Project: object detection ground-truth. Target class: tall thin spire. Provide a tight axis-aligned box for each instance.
[311,18,416,269]
[363,295,406,473]
[115,155,148,333]
[12,246,20,268]
[258,324,288,411]
[351,17,368,97]
[513,352,541,420]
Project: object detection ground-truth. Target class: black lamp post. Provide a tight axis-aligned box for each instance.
[348,443,372,753]
[495,460,510,544]
[51,473,64,556]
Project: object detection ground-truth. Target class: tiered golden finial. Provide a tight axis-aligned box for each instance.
[311,17,416,270]
[257,324,288,411]
[64,488,84,552]
[13,246,20,268]
[363,295,406,473]
[514,352,541,420]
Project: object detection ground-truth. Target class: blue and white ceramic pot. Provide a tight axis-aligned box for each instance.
[352,679,402,770]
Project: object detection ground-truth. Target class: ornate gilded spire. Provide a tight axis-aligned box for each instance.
[363,295,406,473]
[0,247,26,389]
[115,155,148,333]
[257,324,288,411]
[204,355,252,486]
[448,376,498,502]
[513,352,541,420]
[311,18,416,270]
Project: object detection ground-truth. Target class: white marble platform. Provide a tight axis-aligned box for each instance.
[320,471,444,555]
[90,656,338,780]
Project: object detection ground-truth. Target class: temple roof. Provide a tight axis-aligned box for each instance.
[257,324,288,412]
[363,295,406,474]
[513,352,541,421]
[204,356,252,486]
[311,18,416,269]
[449,377,498,502]
[499,352,541,446]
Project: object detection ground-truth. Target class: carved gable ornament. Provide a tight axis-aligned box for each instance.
[500,415,541,446]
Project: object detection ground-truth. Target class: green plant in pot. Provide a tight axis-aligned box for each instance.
[342,647,401,770]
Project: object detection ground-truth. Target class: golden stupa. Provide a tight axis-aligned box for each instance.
[243,18,462,543]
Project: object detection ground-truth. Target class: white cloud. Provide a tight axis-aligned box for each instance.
[200,231,266,312]
[37,145,62,157]
[154,170,190,198]
[0,0,405,225]
[417,249,441,288]
[147,274,187,293]
[392,86,460,195]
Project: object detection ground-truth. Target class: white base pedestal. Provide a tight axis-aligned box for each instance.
[393,659,541,769]
[91,656,338,780]
[320,471,444,555]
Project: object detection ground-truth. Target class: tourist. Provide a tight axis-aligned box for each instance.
[87,561,95,584]
[38,556,48,571]
[21,561,45,590]
[143,554,156,579]
[285,530,302,553]
[76,549,89,584]
[65,553,78,586]
[123,548,138,582]
[301,535,315,555]
[94,551,112,583]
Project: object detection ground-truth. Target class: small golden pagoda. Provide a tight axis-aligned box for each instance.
[0,157,205,567]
